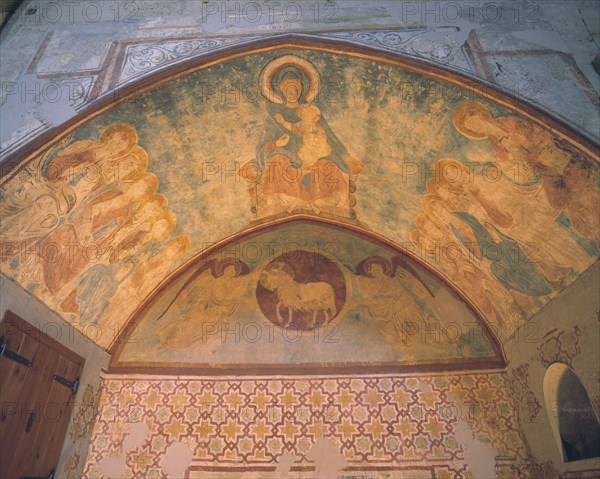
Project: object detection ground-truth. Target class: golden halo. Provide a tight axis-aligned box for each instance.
[100,123,138,153]
[420,193,456,215]
[432,157,471,192]
[259,55,320,104]
[118,145,149,182]
[453,101,493,140]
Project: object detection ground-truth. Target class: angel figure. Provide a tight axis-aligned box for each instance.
[156,258,251,351]
[355,256,434,347]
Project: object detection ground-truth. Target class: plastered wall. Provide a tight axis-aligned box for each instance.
[504,260,600,478]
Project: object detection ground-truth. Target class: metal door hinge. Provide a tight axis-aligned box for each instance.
[20,469,55,479]
[52,374,79,397]
[0,335,32,367]
[25,412,35,432]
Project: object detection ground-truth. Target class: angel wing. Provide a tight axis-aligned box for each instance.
[379,297,427,346]
[391,258,434,303]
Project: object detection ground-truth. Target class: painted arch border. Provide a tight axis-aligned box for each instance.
[109,214,507,375]
[1,34,599,183]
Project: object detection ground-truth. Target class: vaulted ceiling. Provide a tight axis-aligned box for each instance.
[1,42,598,372]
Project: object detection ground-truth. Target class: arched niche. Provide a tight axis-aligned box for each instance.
[108,217,506,374]
[543,363,600,462]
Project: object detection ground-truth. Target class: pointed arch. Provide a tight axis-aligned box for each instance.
[543,363,600,462]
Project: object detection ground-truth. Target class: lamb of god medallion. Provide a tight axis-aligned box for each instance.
[256,250,346,331]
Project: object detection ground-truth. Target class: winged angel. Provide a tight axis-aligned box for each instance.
[354,256,445,352]
[154,258,252,352]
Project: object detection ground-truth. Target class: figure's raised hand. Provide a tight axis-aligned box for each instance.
[276,134,290,147]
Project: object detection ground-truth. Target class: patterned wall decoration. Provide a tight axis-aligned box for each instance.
[82,372,533,478]
[592,369,600,421]
[538,326,582,369]
[68,384,103,442]
[60,383,104,479]
[117,37,260,84]
[321,28,473,72]
[509,364,542,423]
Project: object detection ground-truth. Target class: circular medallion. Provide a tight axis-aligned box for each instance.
[257,250,346,331]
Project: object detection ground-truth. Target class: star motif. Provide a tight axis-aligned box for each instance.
[164,418,187,440]
[336,418,357,441]
[250,418,270,441]
[221,418,242,441]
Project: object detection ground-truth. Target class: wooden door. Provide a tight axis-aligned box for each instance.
[0,311,84,479]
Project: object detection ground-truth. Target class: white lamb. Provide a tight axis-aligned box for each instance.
[259,264,337,329]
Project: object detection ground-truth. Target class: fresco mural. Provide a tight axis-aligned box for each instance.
[257,250,346,331]
[0,123,190,338]
[156,257,251,352]
[239,55,364,219]
[111,222,501,369]
[0,47,598,352]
